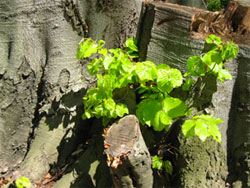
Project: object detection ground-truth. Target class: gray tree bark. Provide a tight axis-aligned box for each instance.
[0,0,249,187]
[0,0,143,187]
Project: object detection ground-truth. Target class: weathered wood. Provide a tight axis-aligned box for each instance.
[191,0,250,44]
[139,0,250,187]
[104,115,153,188]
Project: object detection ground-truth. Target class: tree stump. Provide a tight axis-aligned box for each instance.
[104,115,153,188]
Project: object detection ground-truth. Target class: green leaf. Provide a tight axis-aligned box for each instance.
[202,50,222,67]
[185,56,205,77]
[121,57,134,73]
[135,61,158,82]
[87,58,102,75]
[205,34,223,46]
[97,74,116,97]
[15,176,31,188]
[218,69,232,82]
[92,104,105,118]
[109,48,121,55]
[182,119,196,138]
[98,40,105,48]
[157,66,183,93]
[163,97,187,118]
[152,155,163,170]
[222,41,239,60]
[195,119,210,141]
[82,111,92,119]
[103,55,115,70]
[163,160,173,175]
[124,38,139,59]
[125,38,138,52]
[156,66,172,93]
[83,88,103,110]
[169,68,183,88]
[182,78,194,91]
[99,48,108,56]
[103,98,116,117]
[116,103,129,117]
[76,38,99,59]
[182,115,223,143]
[159,110,172,126]
[141,99,162,127]
[136,99,147,125]
[208,121,222,143]
[127,51,139,58]
[154,110,170,131]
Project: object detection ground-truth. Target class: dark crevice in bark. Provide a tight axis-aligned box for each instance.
[63,0,88,37]
[227,55,250,187]
[23,66,46,161]
[7,41,12,60]
[137,2,155,62]
[22,35,49,160]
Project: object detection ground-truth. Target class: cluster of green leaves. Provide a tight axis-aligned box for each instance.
[77,38,189,129]
[152,155,173,175]
[76,34,238,172]
[184,34,238,83]
[206,0,231,11]
[15,176,31,188]
[182,115,223,142]
[77,38,137,125]
[76,34,238,141]
[182,34,238,143]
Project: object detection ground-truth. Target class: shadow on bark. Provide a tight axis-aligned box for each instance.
[52,120,112,188]
[227,55,250,187]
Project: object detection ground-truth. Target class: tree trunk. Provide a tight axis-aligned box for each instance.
[0,0,142,186]
[138,1,250,187]
[1,0,250,187]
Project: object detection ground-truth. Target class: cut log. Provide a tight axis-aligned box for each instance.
[104,115,153,188]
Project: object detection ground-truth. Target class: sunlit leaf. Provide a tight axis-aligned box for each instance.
[195,119,210,141]
[182,115,223,143]
[135,61,158,82]
[15,176,31,188]
[205,34,223,46]
[125,38,138,52]
[76,38,98,58]
[103,55,114,70]
[116,103,129,117]
[141,99,162,127]
[182,78,194,91]
[87,58,103,75]
[185,56,205,77]
[182,119,196,138]
[154,110,169,131]
[163,97,187,118]
[222,41,239,60]
[152,155,163,170]
[218,69,232,82]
